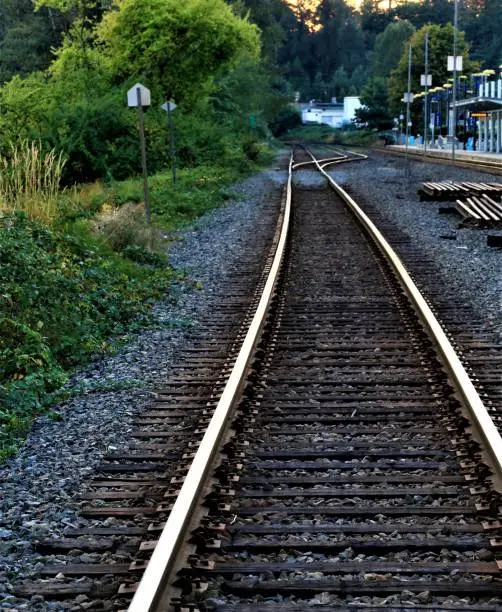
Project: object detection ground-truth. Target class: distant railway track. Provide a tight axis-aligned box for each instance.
[13,148,502,611]
[377,145,502,176]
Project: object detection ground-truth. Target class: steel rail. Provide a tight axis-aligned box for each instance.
[293,155,346,170]
[377,146,502,176]
[127,155,294,612]
[293,148,367,171]
[310,150,502,484]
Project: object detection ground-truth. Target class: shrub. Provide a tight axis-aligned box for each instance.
[270,104,302,137]
[94,202,154,251]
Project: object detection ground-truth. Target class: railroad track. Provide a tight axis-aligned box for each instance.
[12,148,502,611]
[377,146,502,177]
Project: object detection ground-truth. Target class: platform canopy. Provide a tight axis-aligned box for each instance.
[454,96,502,112]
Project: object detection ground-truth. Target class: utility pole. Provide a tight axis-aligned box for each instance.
[452,0,459,161]
[405,43,412,168]
[423,32,429,154]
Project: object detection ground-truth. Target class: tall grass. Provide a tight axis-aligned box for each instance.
[0,141,67,222]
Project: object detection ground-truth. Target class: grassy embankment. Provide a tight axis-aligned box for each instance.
[0,142,274,460]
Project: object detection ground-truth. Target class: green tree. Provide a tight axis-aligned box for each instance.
[329,66,350,100]
[314,0,365,80]
[371,20,415,78]
[98,0,260,105]
[388,24,475,114]
[0,0,65,83]
[355,76,393,129]
[349,64,368,94]
[288,57,311,99]
[225,0,296,64]
[359,0,394,52]
[463,0,502,66]
[34,0,112,20]
[394,0,452,29]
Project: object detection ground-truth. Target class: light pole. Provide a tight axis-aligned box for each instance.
[430,91,440,147]
[404,43,413,164]
[448,0,462,161]
[421,31,431,152]
[452,0,458,160]
[443,82,452,140]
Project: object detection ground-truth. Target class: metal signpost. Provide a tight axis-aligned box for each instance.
[404,44,413,173]
[161,101,178,188]
[448,0,462,161]
[128,83,152,225]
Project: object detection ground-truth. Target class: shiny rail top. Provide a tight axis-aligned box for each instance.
[128,155,294,612]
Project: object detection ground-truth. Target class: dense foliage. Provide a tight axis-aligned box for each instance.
[1,0,499,162]
[0,211,174,458]
[0,0,281,183]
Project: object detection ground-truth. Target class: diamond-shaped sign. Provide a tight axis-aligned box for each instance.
[161,101,177,112]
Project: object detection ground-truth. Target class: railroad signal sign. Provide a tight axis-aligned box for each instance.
[447,56,463,71]
[127,83,151,108]
[161,101,177,112]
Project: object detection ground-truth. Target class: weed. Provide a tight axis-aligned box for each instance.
[94,202,155,251]
[0,141,66,223]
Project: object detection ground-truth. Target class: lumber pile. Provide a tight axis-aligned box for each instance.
[419,181,502,201]
[455,194,502,225]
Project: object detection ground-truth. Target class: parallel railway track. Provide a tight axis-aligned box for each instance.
[377,146,502,177]
[12,148,502,611]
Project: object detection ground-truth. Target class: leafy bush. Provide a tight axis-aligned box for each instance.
[122,245,168,267]
[333,129,380,147]
[284,124,337,143]
[269,104,302,137]
[0,212,174,459]
[94,202,153,251]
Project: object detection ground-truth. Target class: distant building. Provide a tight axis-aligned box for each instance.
[297,97,362,128]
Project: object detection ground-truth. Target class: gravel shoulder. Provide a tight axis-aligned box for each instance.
[0,155,288,609]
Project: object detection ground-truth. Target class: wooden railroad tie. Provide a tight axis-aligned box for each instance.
[419,181,502,201]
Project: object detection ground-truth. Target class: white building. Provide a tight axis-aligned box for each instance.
[298,97,362,128]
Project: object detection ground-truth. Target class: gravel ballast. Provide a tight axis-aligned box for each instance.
[0,159,287,610]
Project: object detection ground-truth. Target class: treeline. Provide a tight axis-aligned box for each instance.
[231,0,501,103]
[229,0,500,131]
